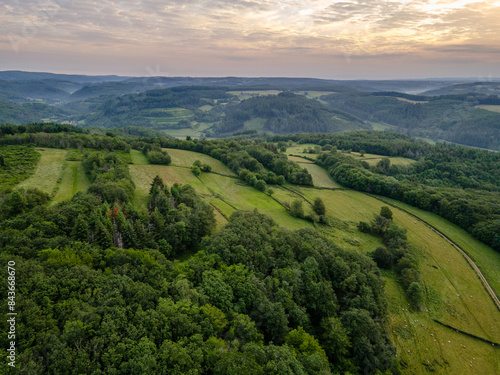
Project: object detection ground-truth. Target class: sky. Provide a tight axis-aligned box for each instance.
[0,0,499,79]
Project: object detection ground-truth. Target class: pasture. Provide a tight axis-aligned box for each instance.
[227,90,281,100]
[349,151,416,166]
[286,155,343,189]
[377,196,500,297]
[16,148,90,203]
[476,105,500,113]
[161,122,212,139]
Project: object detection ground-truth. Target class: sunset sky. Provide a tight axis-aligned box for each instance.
[1,0,499,78]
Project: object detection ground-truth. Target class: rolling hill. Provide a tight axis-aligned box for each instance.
[2,135,499,374]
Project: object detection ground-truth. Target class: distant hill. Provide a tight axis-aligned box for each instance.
[80,86,232,128]
[422,81,500,96]
[69,82,157,101]
[0,99,70,124]
[0,80,72,104]
[0,70,129,83]
[321,92,500,150]
[213,92,367,135]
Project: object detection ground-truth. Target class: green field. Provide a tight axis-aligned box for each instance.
[369,121,400,131]
[162,148,234,175]
[287,155,343,189]
[130,149,149,165]
[227,90,281,100]
[287,186,500,373]
[198,104,213,111]
[350,151,416,166]
[141,107,194,126]
[129,163,312,231]
[476,105,500,113]
[244,117,266,131]
[0,145,40,191]
[286,144,415,166]
[295,91,336,98]
[285,144,323,159]
[376,196,500,296]
[16,148,90,203]
[161,122,212,139]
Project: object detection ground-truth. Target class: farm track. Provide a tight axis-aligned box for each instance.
[372,195,500,313]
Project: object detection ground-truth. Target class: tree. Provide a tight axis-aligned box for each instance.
[380,206,393,220]
[72,214,89,242]
[290,200,304,218]
[255,179,267,192]
[407,282,424,310]
[357,221,371,233]
[201,164,212,172]
[312,198,326,216]
[2,190,27,217]
[192,166,201,177]
[377,157,391,173]
[320,317,350,363]
[372,247,393,269]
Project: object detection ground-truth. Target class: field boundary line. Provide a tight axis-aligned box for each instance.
[432,319,500,347]
[279,185,313,205]
[371,195,500,312]
[209,203,229,221]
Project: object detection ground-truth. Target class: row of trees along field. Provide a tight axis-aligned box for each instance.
[0,143,398,374]
[130,137,314,186]
[0,124,313,187]
[270,131,500,252]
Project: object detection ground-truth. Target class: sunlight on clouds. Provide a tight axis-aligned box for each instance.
[0,0,499,77]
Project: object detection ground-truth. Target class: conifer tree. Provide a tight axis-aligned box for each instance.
[71,214,89,242]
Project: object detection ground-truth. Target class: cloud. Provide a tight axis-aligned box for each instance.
[0,0,499,77]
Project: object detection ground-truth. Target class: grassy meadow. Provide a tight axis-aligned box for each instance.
[16,148,90,203]
[349,151,416,166]
[227,90,282,100]
[476,105,500,113]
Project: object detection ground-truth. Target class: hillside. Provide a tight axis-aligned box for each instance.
[321,93,500,150]
[213,92,367,135]
[422,82,500,96]
[0,72,498,148]
[1,131,499,374]
[0,99,70,124]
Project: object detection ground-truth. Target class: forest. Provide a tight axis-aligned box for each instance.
[321,93,500,150]
[0,138,396,374]
[213,92,367,135]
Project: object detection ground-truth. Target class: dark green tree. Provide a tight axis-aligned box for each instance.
[312,197,326,216]
[255,180,267,192]
[380,206,393,221]
[291,200,304,218]
[71,214,89,242]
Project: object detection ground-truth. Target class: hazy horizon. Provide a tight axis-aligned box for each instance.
[1,1,500,79]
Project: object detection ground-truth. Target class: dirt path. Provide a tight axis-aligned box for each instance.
[374,196,500,312]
